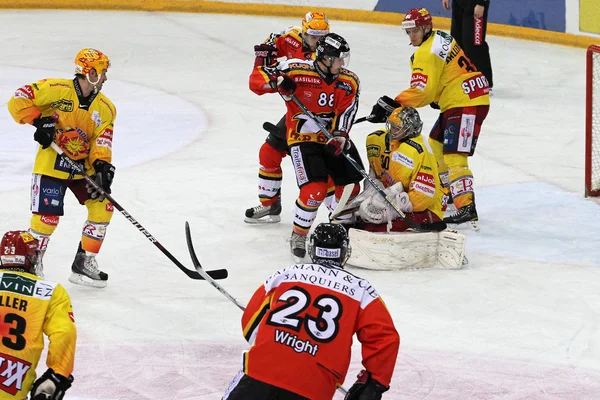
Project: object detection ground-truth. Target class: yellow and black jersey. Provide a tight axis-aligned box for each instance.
[396,30,490,112]
[8,77,116,179]
[0,271,76,399]
[366,130,445,218]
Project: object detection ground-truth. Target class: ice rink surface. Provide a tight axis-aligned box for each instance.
[0,10,599,399]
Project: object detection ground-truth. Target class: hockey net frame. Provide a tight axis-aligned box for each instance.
[586,44,600,197]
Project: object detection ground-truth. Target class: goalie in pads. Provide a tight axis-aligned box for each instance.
[344,107,466,269]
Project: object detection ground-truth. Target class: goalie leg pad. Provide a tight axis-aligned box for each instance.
[347,228,466,270]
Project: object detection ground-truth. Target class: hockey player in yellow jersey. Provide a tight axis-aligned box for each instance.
[7,48,116,287]
[356,107,447,231]
[366,8,490,230]
[0,231,76,399]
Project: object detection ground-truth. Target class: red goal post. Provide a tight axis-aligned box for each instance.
[586,44,600,197]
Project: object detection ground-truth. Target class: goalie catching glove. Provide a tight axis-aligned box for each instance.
[326,130,351,156]
[358,182,413,224]
[30,368,74,400]
[366,96,401,123]
[86,159,115,202]
[344,370,389,400]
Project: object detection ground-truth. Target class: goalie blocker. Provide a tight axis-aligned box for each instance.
[347,228,466,270]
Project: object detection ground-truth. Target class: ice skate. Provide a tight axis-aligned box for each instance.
[244,198,282,224]
[444,203,479,231]
[69,242,108,288]
[290,232,307,263]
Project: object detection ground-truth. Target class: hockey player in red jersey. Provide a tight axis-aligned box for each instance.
[7,48,116,287]
[366,8,490,230]
[250,33,364,260]
[245,12,333,224]
[224,223,400,400]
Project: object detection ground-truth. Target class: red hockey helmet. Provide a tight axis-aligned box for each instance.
[402,8,433,30]
[0,231,39,274]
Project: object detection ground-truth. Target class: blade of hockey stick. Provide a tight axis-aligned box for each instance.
[329,184,354,221]
[354,116,369,124]
[49,143,228,281]
[185,222,245,311]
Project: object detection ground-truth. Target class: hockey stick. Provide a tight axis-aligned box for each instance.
[329,184,354,221]
[185,221,350,395]
[354,116,369,124]
[290,95,446,232]
[185,222,245,311]
[49,142,228,280]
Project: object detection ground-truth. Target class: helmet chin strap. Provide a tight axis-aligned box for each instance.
[86,72,101,94]
[317,57,336,78]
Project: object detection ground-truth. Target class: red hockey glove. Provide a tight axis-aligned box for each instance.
[325,131,350,157]
[270,74,296,101]
[254,44,278,67]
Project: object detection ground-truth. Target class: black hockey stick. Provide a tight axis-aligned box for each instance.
[185,222,245,310]
[290,95,446,232]
[50,143,228,280]
[262,121,285,136]
[185,221,349,395]
[354,116,369,124]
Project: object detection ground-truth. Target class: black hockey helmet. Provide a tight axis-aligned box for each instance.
[316,33,350,66]
[308,223,351,268]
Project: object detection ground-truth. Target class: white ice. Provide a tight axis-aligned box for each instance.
[0,10,599,399]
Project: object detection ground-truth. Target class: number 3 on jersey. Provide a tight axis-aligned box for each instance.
[267,286,342,343]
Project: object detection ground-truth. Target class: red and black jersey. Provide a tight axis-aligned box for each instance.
[240,264,400,400]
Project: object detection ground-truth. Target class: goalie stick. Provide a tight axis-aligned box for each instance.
[185,222,349,396]
[290,95,446,232]
[50,142,228,281]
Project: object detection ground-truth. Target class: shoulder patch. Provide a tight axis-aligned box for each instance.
[366,144,381,158]
[430,30,454,61]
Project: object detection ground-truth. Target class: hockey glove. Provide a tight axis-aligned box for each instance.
[33,116,57,149]
[344,370,389,400]
[325,131,351,157]
[366,96,401,123]
[254,44,278,67]
[87,159,115,202]
[271,74,296,101]
[30,368,74,400]
[430,102,441,110]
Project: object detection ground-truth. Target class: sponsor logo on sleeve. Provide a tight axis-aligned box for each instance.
[410,73,428,91]
[13,85,35,100]
[96,128,113,149]
[412,172,436,197]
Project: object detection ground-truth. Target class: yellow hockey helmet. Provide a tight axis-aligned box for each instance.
[386,106,423,141]
[74,48,111,76]
[302,12,330,36]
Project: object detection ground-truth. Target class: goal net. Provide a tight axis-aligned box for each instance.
[586,44,600,197]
